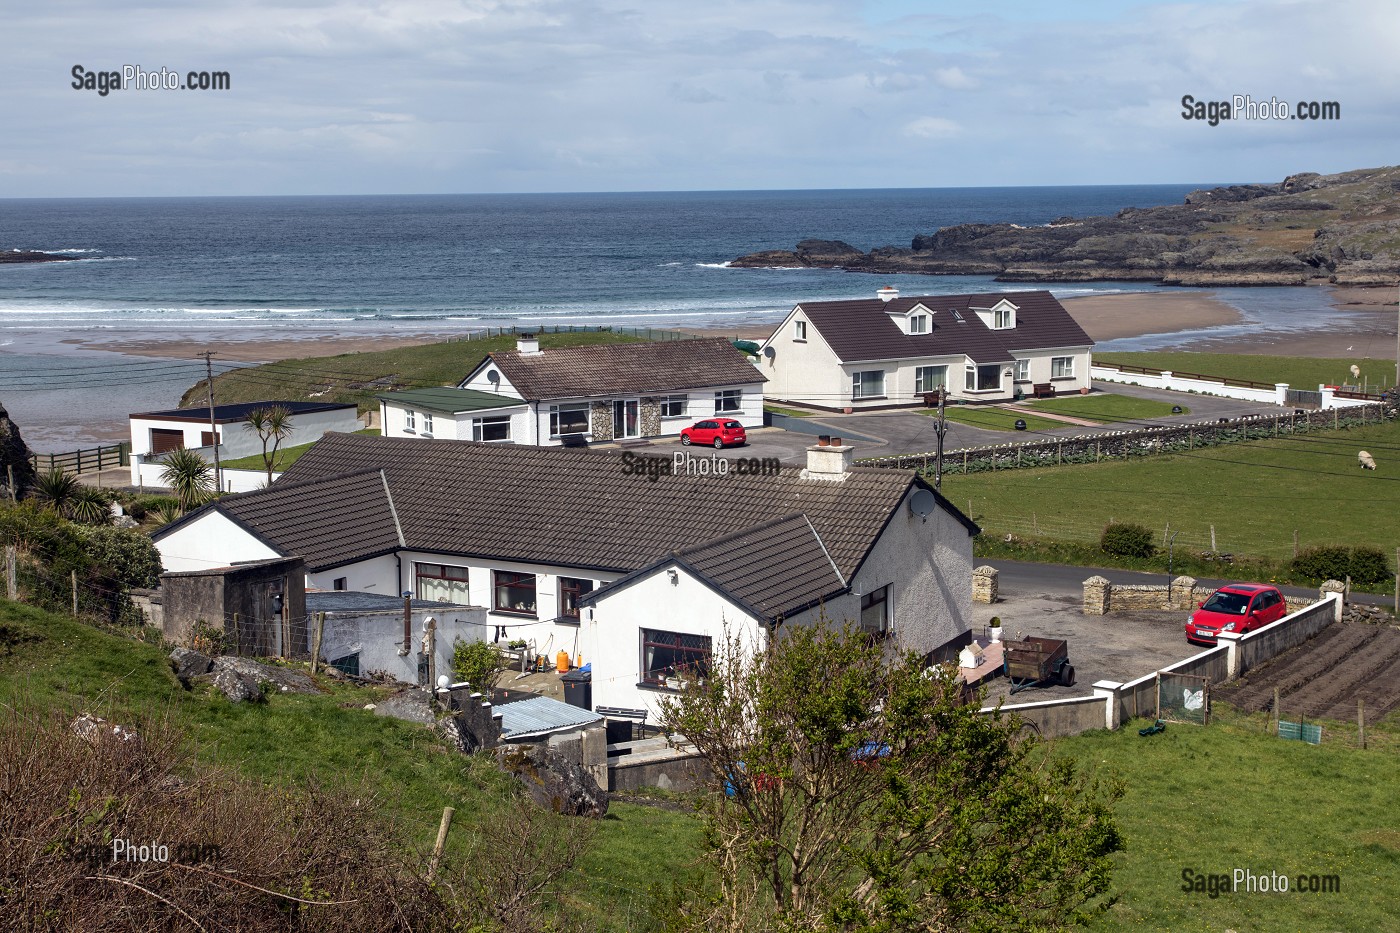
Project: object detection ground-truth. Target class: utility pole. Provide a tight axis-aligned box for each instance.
[933,387,949,490]
[200,351,223,492]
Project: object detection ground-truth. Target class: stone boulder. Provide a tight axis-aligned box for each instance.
[183,653,321,703]
[373,687,437,726]
[495,742,608,819]
[169,647,214,684]
[193,665,263,704]
[213,655,318,695]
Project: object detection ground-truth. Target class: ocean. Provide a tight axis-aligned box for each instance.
[0,183,1329,449]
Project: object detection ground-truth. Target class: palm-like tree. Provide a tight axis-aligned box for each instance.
[30,469,81,517]
[243,405,295,482]
[161,448,214,511]
[68,486,113,525]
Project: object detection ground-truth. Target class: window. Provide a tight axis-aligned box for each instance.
[1014,359,1030,382]
[421,413,434,436]
[714,389,742,413]
[472,415,512,442]
[416,563,470,603]
[852,370,886,399]
[794,320,807,340]
[1051,356,1075,379]
[549,404,590,437]
[200,430,220,447]
[493,570,537,616]
[993,305,1014,329]
[660,395,688,419]
[404,409,417,432]
[914,365,947,394]
[641,629,712,686]
[329,653,360,677]
[559,576,594,621]
[964,364,1001,392]
[860,586,890,635]
[909,314,929,334]
[332,577,347,591]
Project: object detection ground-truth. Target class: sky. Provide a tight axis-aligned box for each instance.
[2,0,1395,197]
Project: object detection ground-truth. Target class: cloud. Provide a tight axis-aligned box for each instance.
[934,66,975,89]
[903,116,962,139]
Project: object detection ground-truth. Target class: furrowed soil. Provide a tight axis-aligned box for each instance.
[1217,622,1400,720]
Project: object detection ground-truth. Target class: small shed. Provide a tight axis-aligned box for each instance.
[160,557,307,657]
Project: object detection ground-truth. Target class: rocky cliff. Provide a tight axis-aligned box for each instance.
[0,402,36,499]
[730,166,1400,286]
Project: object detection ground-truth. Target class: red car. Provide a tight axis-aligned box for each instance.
[680,419,747,448]
[1185,583,1287,644]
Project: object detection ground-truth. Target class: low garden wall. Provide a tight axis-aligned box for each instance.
[981,694,1108,739]
[1083,576,1325,616]
[1237,599,1338,675]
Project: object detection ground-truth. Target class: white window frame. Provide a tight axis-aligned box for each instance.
[993,306,1014,329]
[914,365,947,394]
[965,364,1001,392]
[1051,356,1075,379]
[860,585,890,635]
[660,395,688,419]
[472,415,512,442]
[909,314,929,334]
[794,320,807,341]
[549,404,591,437]
[404,409,416,432]
[851,370,886,399]
[714,389,742,414]
[1013,359,1030,382]
[421,413,434,436]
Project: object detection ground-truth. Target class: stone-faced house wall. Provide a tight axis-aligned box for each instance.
[590,402,613,441]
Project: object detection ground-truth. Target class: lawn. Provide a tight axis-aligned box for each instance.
[943,418,1400,561]
[0,601,700,932]
[1057,721,1400,931]
[1095,351,1396,393]
[183,330,654,411]
[922,406,1063,433]
[220,428,380,472]
[1026,392,1188,423]
[764,405,812,417]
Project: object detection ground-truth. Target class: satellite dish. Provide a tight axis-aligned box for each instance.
[909,488,937,520]
[486,369,500,384]
[763,346,776,359]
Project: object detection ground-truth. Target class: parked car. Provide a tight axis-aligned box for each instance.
[680,419,747,448]
[1185,583,1287,644]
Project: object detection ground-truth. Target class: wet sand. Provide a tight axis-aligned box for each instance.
[1061,291,1242,342]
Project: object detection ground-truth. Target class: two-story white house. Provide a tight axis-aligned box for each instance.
[756,288,1094,410]
[151,432,978,722]
[383,334,767,446]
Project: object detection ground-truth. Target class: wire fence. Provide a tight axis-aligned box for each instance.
[440,324,705,342]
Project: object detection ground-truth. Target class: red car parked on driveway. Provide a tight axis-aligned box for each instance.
[1185,583,1287,644]
[680,419,747,448]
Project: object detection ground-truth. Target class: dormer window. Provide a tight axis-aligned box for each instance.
[909,314,929,335]
[993,305,1013,329]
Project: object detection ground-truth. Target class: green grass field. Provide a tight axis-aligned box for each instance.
[1095,351,1396,394]
[943,419,1400,561]
[0,602,699,932]
[1060,721,1400,932]
[1026,393,1188,423]
[923,406,1063,433]
[220,428,380,472]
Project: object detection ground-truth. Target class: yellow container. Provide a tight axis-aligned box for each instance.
[556,650,570,673]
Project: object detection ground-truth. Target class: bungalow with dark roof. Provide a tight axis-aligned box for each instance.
[379,334,766,446]
[152,432,977,719]
[756,288,1094,411]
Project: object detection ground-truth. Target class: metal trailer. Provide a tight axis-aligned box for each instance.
[1004,636,1074,694]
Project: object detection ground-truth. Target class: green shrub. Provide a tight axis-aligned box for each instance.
[1100,522,1156,559]
[1291,545,1392,587]
[451,638,505,691]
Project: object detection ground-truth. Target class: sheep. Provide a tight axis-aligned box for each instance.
[1359,450,1377,470]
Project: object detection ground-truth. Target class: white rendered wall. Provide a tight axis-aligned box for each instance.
[756,311,845,408]
[155,511,280,573]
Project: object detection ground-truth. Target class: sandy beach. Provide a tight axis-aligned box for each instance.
[1061,291,1242,342]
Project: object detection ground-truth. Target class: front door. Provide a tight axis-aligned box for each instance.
[612,399,639,438]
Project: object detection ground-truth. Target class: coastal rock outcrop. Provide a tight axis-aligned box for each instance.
[730,165,1400,286]
[0,402,36,499]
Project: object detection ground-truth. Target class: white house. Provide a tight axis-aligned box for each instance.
[379,334,766,446]
[151,433,978,722]
[129,400,362,489]
[756,288,1094,410]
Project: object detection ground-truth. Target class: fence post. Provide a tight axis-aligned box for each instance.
[311,611,326,674]
[5,545,16,600]
[70,569,78,616]
[1358,699,1366,749]
[1273,686,1281,734]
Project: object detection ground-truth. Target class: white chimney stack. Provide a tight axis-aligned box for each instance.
[877,286,899,302]
[516,332,541,355]
[802,440,854,481]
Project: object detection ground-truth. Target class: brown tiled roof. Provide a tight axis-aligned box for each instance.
[585,513,849,622]
[790,290,1092,364]
[272,433,964,578]
[155,470,403,572]
[472,337,766,401]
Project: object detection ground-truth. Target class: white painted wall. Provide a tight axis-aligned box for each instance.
[129,408,360,461]
[757,310,846,408]
[586,564,768,721]
[155,510,280,573]
[459,365,525,400]
[307,554,402,595]
[318,605,488,685]
[379,400,529,442]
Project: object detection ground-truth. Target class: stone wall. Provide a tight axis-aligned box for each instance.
[590,402,612,441]
[639,398,662,437]
[972,565,999,604]
[1083,575,1323,616]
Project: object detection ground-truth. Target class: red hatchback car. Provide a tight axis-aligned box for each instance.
[1185,583,1288,644]
[680,419,747,448]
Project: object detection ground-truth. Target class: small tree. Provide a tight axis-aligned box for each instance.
[659,622,1123,932]
[160,447,214,511]
[1100,521,1155,559]
[243,405,295,482]
[451,638,506,691]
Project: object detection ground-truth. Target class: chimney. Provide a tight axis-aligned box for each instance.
[516,332,541,355]
[802,441,854,481]
[877,286,899,302]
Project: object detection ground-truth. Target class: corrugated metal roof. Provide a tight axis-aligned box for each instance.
[497,695,602,739]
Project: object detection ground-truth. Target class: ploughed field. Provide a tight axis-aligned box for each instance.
[1217,622,1400,721]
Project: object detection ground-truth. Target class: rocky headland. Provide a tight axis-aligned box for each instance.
[731,166,1400,286]
[0,250,81,264]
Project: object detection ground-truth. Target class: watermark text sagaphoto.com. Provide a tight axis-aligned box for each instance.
[621,451,781,482]
[1180,94,1340,126]
[1180,867,1340,898]
[72,65,231,96]
[67,838,223,868]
